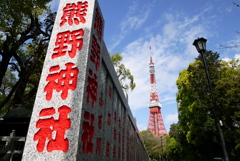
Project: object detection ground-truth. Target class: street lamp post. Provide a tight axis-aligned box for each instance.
[193,37,229,161]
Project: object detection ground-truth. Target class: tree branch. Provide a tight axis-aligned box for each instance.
[0,80,19,110]
[9,62,20,73]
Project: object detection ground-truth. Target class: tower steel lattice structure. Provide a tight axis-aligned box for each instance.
[147,52,167,137]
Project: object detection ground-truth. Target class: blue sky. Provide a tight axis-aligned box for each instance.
[49,0,240,132]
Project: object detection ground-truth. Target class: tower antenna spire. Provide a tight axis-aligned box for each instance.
[150,46,153,64]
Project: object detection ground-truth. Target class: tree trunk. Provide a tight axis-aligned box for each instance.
[0,55,12,88]
[11,67,33,108]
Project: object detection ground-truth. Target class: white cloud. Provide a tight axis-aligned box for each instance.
[48,0,60,11]
[109,1,152,52]
[222,57,232,62]
[165,113,178,123]
[137,123,148,131]
[235,54,240,59]
[121,0,151,31]
[225,7,232,13]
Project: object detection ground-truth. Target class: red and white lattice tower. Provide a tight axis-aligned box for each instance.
[147,49,168,137]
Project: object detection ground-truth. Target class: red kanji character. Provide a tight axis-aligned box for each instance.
[122,143,124,160]
[118,146,121,159]
[99,92,104,107]
[90,35,101,71]
[86,69,98,108]
[52,29,84,59]
[81,111,95,154]
[107,112,111,126]
[114,127,117,141]
[96,137,102,156]
[44,63,79,101]
[33,106,71,152]
[118,131,121,143]
[94,7,103,42]
[106,141,111,157]
[60,1,88,27]
[98,115,102,130]
[118,118,121,128]
[113,145,116,158]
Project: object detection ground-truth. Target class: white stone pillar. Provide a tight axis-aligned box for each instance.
[22,0,104,160]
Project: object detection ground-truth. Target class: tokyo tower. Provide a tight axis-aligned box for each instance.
[147,49,167,137]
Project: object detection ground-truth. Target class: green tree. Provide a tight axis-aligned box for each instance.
[110,52,136,92]
[214,59,240,159]
[0,69,17,115]
[177,52,223,159]
[166,123,182,159]
[0,69,16,96]
[140,130,161,160]
[0,0,55,113]
[176,51,240,160]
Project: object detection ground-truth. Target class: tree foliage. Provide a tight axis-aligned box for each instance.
[0,0,55,114]
[214,59,240,159]
[0,69,16,96]
[176,51,240,160]
[140,130,161,160]
[140,130,175,160]
[110,52,136,92]
[166,123,182,159]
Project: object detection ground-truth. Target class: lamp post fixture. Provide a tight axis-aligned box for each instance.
[193,37,229,161]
